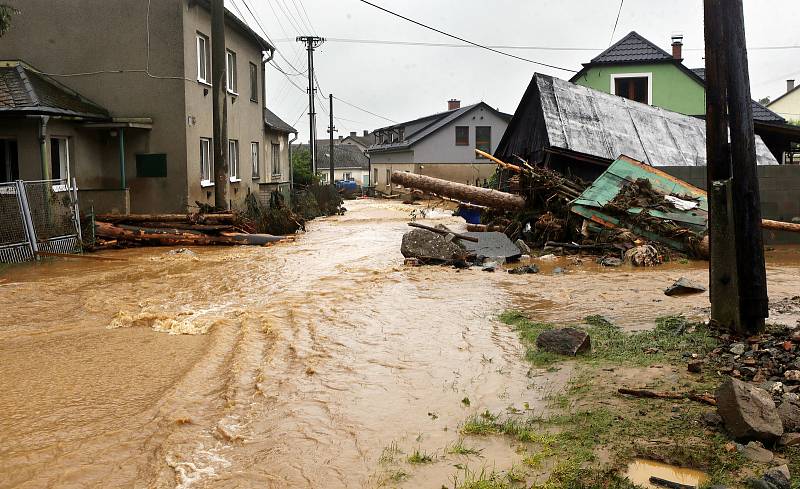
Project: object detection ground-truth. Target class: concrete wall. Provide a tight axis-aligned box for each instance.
[182,3,269,210]
[370,162,495,194]
[573,62,707,116]
[0,0,190,213]
[661,165,800,244]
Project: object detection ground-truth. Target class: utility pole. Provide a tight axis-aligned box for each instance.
[211,0,228,209]
[297,36,324,175]
[704,0,768,333]
[328,93,336,186]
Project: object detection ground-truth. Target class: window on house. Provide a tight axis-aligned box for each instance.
[0,139,19,183]
[229,139,240,181]
[200,138,212,184]
[226,50,237,94]
[373,168,378,187]
[50,137,70,182]
[319,172,328,183]
[475,126,491,156]
[455,126,469,146]
[385,168,390,187]
[343,172,352,181]
[251,142,260,179]
[613,75,649,104]
[197,33,210,83]
[249,62,258,103]
[271,143,280,176]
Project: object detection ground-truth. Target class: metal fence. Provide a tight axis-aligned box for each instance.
[0,179,82,263]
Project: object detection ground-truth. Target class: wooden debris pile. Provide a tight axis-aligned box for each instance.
[93,211,287,249]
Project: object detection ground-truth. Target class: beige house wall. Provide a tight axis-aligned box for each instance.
[0,0,291,214]
[370,161,495,194]
[769,90,800,124]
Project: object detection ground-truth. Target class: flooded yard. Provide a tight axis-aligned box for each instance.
[2,199,799,489]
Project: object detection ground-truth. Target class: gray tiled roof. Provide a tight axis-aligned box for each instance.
[264,108,296,133]
[590,31,673,64]
[368,102,512,153]
[690,68,786,123]
[0,61,108,119]
[295,143,369,170]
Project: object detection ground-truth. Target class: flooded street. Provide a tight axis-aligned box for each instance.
[2,199,799,489]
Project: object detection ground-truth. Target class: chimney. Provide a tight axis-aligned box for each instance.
[788,79,796,93]
[671,34,683,60]
[363,130,369,137]
[349,131,356,137]
[448,99,461,111]
[338,135,343,141]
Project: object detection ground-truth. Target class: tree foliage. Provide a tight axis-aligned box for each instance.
[291,147,318,187]
[0,4,19,37]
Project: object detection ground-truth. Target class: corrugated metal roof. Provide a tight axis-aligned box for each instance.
[496,73,778,167]
[590,31,673,64]
[0,61,108,119]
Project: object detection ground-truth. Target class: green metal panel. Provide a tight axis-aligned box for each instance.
[135,153,168,178]
[570,156,709,251]
[573,63,706,117]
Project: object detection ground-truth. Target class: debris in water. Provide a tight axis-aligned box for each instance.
[625,245,663,267]
[625,459,709,489]
[535,327,590,356]
[508,264,539,275]
[664,277,707,296]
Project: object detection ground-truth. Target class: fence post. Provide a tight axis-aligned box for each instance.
[71,177,83,252]
[16,179,39,257]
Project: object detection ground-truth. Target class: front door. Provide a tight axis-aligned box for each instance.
[0,139,18,183]
[50,137,70,182]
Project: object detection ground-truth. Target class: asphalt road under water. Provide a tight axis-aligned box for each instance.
[1,199,798,488]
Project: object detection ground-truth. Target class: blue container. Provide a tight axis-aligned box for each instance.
[456,207,481,224]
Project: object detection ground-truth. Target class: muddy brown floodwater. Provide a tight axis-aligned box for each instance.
[1,199,799,489]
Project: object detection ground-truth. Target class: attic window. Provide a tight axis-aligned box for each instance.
[611,73,651,105]
[455,126,469,146]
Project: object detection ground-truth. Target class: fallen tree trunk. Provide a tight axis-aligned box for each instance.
[617,387,716,406]
[95,213,236,224]
[391,171,526,211]
[95,221,284,246]
[762,219,800,233]
[122,222,236,233]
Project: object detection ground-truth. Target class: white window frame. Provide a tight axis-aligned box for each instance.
[226,50,238,95]
[251,142,260,179]
[271,142,281,178]
[50,136,71,189]
[342,171,352,181]
[610,72,653,105]
[229,139,240,182]
[196,33,210,84]
[200,137,213,186]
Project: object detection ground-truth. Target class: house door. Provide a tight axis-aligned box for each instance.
[50,137,71,181]
[0,139,19,183]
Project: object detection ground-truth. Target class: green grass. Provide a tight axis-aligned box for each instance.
[379,440,402,465]
[450,466,513,489]
[500,312,718,368]
[448,438,483,456]
[407,447,434,464]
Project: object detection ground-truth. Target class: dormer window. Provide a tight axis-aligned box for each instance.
[610,73,651,105]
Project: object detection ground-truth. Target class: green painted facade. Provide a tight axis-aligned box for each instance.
[572,63,707,116]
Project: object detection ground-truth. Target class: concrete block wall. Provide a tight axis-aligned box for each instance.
[660,165,800,244]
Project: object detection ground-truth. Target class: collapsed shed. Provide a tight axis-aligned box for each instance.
[494,73,778,182]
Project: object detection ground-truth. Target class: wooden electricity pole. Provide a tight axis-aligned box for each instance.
[704,0,768,333]
[329,93,336,186]
[211,0,228,209]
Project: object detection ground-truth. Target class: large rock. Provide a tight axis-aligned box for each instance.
[777,400,800,432]
[716,378,783,444]
[400,229,465,262]
[536,328,590,356]
[664,277,707,296]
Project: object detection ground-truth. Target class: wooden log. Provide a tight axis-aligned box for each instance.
[95,213,236,224]
[95,221,284,246]
[762,219,800,233]
[475,149,524,173]
[466,223,504,232]
[407,222,479,242]
[391,171,526,211]
[35,251,128,262]
[649,476,696,489]
[127,222,236,233]
[618,388,716,406]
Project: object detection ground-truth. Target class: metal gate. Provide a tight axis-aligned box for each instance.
[0,179,82,263]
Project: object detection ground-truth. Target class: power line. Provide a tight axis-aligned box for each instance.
[356,0,576,73]
[292,0,317,35]
[292,102,309,126]
[332,95,397,124]
[609,0,624,46]
[238,0,307,75]
[271,37,800,53]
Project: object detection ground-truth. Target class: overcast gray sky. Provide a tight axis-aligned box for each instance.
[229,0,800,142]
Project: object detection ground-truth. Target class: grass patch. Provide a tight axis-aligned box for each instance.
[407,447,434,464]
[500,312,718,369]
[379,440,402,465]
[448,438,483,456]
[450,466,513,489]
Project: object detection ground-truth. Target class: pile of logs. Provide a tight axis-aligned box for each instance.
[93,213,287,248]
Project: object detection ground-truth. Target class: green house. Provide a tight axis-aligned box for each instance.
[570,31,800,162]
